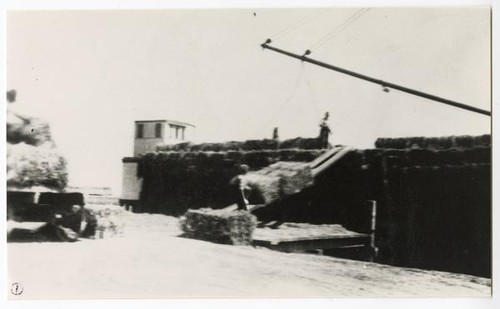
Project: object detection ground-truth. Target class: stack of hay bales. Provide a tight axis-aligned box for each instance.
[241,161,314,204]
[135,149,326,215]
[278,137,324,150]
[180,208,257,245]
[7,91,68,191]
[156,137,328,152]
[374,135,491,150]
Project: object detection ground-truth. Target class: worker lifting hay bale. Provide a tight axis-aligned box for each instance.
[180,162,312,246]
[180,208,257,245]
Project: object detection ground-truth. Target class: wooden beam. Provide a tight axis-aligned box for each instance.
[261,43,491,117]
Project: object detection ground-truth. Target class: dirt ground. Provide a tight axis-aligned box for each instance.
[7,205,491,299]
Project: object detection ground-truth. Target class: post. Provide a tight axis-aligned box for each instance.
[368,199,378,262]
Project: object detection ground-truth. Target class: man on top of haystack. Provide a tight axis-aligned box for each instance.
[319,112,331,149]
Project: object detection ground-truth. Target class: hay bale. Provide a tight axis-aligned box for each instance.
[226,151,244,162]
[279,137,323,150]
[287,149,326,162]
[156,142,193,152]
[407,149,437,166]
[454,136,473,149]
[242,139,279,151]
[7,143,68,191]
[241,173,282,204]
[464,147,491,164]
[262,162,314,195]
[437,149,466,165]
[474,135,491,148]
[375,137,407,149]
[375,135,491,151]
[242,151,276,168]
[180,208,257,245]
[7,115,53,147]
[241,161,314,204]
[154,137,330,155]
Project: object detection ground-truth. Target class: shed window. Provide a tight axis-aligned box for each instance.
[169,124,186,140]
[136,124,144,138]
[155,123,162,138]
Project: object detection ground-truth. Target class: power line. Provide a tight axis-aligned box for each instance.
[310,8,370,51]
[252,64,305,137]
[303,65,322,119]
[303,64,362,128]
[309,8,365,50]
[270,10,325,41]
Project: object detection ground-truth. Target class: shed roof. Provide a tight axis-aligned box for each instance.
[134,119,195,128]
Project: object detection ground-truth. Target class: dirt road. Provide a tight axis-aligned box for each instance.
[7,206,491,299]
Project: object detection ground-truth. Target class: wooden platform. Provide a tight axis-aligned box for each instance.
[253,222,371,254]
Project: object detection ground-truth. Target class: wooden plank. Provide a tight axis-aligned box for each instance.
[253,222,366,241]
[308,146,343,169]
[252,222,371,254]
[311,146,354,177]
[221,204,266,212]
[253,235,370,253]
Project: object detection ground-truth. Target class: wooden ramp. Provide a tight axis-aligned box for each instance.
[253,222,371,255]
[226,147,374,258]
[309,146,354,178]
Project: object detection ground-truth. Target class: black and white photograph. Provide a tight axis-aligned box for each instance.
[3,0,495,303]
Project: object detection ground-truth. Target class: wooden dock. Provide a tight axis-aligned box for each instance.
[253,222,372,255]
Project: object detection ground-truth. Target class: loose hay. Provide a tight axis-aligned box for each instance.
[180,208,257,245]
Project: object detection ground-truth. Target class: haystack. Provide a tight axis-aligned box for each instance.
[180,208,257,245]
[7,94,68,191]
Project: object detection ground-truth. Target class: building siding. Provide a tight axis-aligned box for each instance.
[121,162,142,200]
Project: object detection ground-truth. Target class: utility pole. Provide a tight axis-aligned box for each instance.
[261,41,490,117]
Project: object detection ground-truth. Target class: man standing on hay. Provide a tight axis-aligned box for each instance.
[229,164,251,211]
[319,112,331,149]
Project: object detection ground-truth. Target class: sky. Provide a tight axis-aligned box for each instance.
[6,7,491,193]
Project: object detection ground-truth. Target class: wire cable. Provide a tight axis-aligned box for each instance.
[310,8,369,50]
[303,65,322,119]
[270,10,325,41]
[252,64,305,137]
[310,8,370,51]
